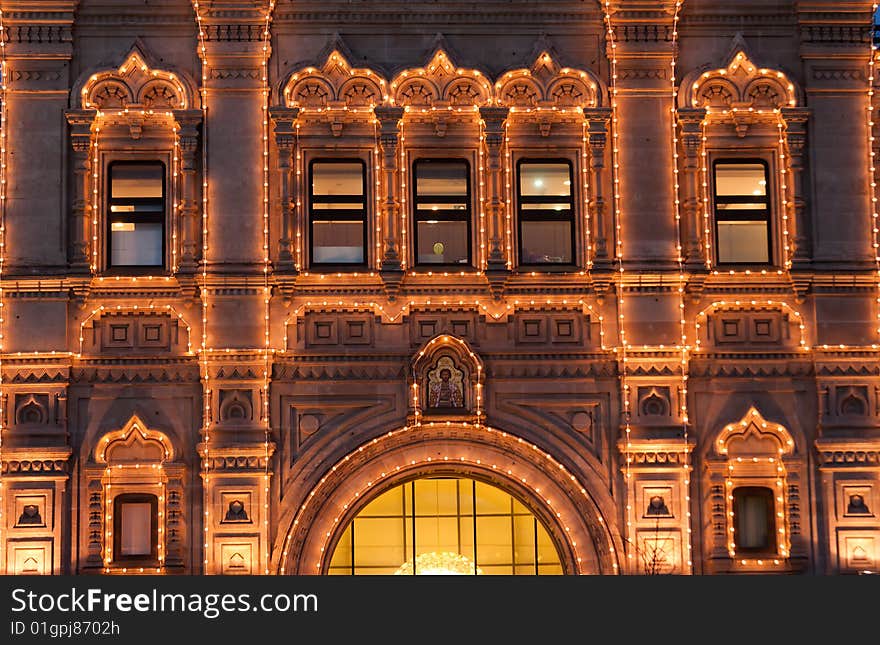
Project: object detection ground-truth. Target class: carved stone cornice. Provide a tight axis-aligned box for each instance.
[617,439,694,467]
[72,360,200,385]
[2,1,75,57]
[689,356,814,378]
[1,446,73,476]
[816,439,880,467]
[197,444,276,474]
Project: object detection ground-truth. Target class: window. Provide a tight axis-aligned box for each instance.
[113,493,158,562]
[413,159,471,267]
[517,160,575,266]
[732,486,776,553]
[713,161,771,264]
[309,160,367,267]
[108,162,165,268]
[328,477,563,575]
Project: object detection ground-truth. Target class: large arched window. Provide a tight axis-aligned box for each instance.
[328,476,563,575]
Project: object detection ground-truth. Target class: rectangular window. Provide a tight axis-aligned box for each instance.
[108,162,165,268]
[733,486,776,553]
[713,161,771,265]
[413,159,471,267]
[309,160,367,267]
[517,160,574,266]
[113,493,158,562]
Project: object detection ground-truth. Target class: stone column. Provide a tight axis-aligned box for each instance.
[584,108,613,269]
[677,108,706,269]
[374,106,405,275]
[64,110,95,271]
[269,107,300,272]
[173,110,203,272]
[781,108,812,266]
[479,107,509,270]
[200,11,267,349]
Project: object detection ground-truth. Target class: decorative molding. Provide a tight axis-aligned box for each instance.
[816,440,880,466]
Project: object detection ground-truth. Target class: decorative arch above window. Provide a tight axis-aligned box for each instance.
[715,406,795,458]
[95,414,174,465]
[495,51,602,110]
[389,50,492,109]
[710,407,797,566]
[686,51,798,112]
[282,50,387,110]
[77,48,193,111]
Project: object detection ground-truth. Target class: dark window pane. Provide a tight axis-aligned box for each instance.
[717,221,769,264]
[733,487,775,552]
[312,162,364,196]
[110,163,163,199]
[521,221,572,264]
[519,163,572,197]
[416,220,468,264]
[312,220,364,264]
[111,222,163,266]
[416,161,468,197]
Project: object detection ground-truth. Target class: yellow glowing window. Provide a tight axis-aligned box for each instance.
[108,161,165,268]
[309,160,367,266]
[328,477,563,575]
[712,161,771,265]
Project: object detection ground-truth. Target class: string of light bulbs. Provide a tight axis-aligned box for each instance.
[669,0,693,574]
[259,0,277,575]
[0,6,7,572]
[602,0,634,569]
[189,0,212,574]
[868,3,880,340]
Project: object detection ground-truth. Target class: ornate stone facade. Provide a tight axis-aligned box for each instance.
[0,0,878,575]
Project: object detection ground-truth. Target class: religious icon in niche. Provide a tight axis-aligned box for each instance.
[224,500,250,522]
[17,505,43,526]
[426,356,465,411]
[847,494,871,515]
[645,495,671,517]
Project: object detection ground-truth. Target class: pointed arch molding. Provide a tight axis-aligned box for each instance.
[273,422,623,575]
[683,50,800,111]
[75,46,194,111]
[714,407,795,458]
[95,415,174,464]
[281,49,602,110]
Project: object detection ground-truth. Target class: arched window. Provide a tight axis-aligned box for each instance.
[328,476,563,575]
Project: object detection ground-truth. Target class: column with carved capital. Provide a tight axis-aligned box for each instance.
[173,110,203,272]
[781,108,811,266]
[479,107,509,270]
[584,108,613,270]
[677,108,706,269]
[64,110,96,271]
[374,106,405,273]
[269,107,300,272]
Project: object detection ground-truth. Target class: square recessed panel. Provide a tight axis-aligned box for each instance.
[218,539,258,575]
[111,325,129,342]
[142,325,162,343]
[219,491,255,526]
[14,494,50,529]
[639,484,675,520]
[8,540,52,575]
[837,530,880,572]
[838,483,876,520]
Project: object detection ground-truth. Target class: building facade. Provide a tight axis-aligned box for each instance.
[0,0,878,575]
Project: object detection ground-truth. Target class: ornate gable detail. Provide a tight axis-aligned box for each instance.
[283,50,387,110]
[95,414,173,464]
[688,50,798,112]
[496,52,600,109]
[79,46,192,110]
[715,407,795,458]
[390,49,492,109]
